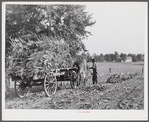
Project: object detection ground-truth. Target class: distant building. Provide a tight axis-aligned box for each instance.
[125,56,132,62]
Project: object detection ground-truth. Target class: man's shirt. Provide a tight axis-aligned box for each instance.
[90,63,97,74]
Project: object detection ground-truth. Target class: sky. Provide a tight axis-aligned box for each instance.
[82,2,147,55]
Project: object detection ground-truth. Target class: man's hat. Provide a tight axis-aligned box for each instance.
[91,58,95,62]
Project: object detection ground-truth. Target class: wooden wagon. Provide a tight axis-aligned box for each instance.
[12,66,84,98]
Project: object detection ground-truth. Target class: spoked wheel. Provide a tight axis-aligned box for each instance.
[15,80,31,98]
[44,72,57,97]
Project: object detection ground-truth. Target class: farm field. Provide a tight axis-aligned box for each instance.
[5,62,144,109]
[88,61,144,74]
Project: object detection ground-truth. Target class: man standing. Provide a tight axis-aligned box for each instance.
[90,58,98,86]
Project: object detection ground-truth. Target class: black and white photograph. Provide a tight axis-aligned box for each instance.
[2,1,148,121]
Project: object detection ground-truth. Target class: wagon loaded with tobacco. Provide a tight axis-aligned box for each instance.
[12,66,84,98]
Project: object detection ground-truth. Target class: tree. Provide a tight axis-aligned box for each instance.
[99,53,104,62]
[110,53,115,62]
[114,51,119,62]
[136,54,143,61]
[120,53,127,62]
[132,54,137,62]
[104,54,111,62]
[142,54,144,61]
[94,56,99,62]
[6,5,95,55]
[6,5,95,79]
[86,52,92,62]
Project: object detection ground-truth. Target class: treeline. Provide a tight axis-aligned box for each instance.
[86,51,144,62]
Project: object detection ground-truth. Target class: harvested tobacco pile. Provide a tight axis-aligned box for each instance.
[106,74,122,83]
[121,73,141,81]
[106,73,141,83]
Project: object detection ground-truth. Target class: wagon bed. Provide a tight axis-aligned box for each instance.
[13,67,79,98]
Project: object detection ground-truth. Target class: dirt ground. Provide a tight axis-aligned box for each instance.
[5,75,144,109]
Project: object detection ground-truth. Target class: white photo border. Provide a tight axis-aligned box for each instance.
[2,1,148,121]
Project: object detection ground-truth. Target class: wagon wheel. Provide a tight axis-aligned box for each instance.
[44,72,57,97]
[15,80,31,98]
